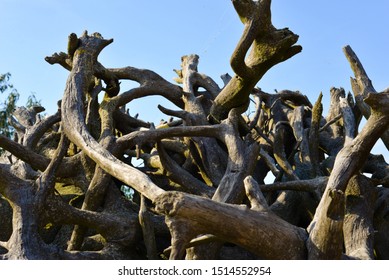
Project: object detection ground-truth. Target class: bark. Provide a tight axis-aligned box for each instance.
[155,187,307,260]
[307,92,389,259]
[60,31,165,202]
[309,93,323,177]
[139,195,158,259]
[343,45,389,149]
[343,175,375,259]
[0,133,67,259]
[1,1,388,261]
[374,188,389,259]
[209,0,302,122]
[174,54,226,186]
[187,110,260,259]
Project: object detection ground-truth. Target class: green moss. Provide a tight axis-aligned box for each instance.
[55,183,84,196]
[44,223,54,230]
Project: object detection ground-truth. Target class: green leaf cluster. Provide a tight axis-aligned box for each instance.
[0,73,42,154]
[0,73,19,138]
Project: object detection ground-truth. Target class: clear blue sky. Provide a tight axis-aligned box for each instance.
[1,0,388,155]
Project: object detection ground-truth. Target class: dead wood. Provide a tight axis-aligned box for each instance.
[0,2,388,260]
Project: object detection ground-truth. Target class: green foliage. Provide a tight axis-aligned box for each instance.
[0,73,19,138]
[0,73,12,92]
[26,93,41,108]
[0,73,43,154]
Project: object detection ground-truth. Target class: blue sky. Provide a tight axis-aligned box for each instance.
[1,0,388,155]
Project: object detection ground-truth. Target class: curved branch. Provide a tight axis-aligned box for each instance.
[36,133,70,210]
[47,194,138,244]
[0,163,28,198]
[343,45,375,118]
[45,52,72,71]
[109,67,184,109]
[230,18,258,78]
[0,134,49,170]
[209,0,301,122]
[117,123,224,151]
[343,45,389,150]
[307,92,389,259]
[157,104,189,120]
[258,147,280,177]
[157,142,214,197]
[0,134,82,179]
[59,32,164,202]
[24,111,61,149]
[192,72,221,99]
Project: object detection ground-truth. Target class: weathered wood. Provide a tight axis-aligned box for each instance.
[0,160,53,259]
[339,96,356,145]
[175,54,227,186]
[343,45,375,118]
[260,176,328,193]
[60,32,165,202]
[374,187,389,259]
[307,92,389,259]
[209,0,302,122]
[155,191,307,259]
[307,188,345,259]
[325,87,346,138]
[187,109,259,259]
[273,123,299,181]
[139,195,158,259]
[343,45,389,149]
[309,93,323,177]
[157,142,213,197]
[343,175,375,259]
[244,176,269,212]
[1,2,389,261]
